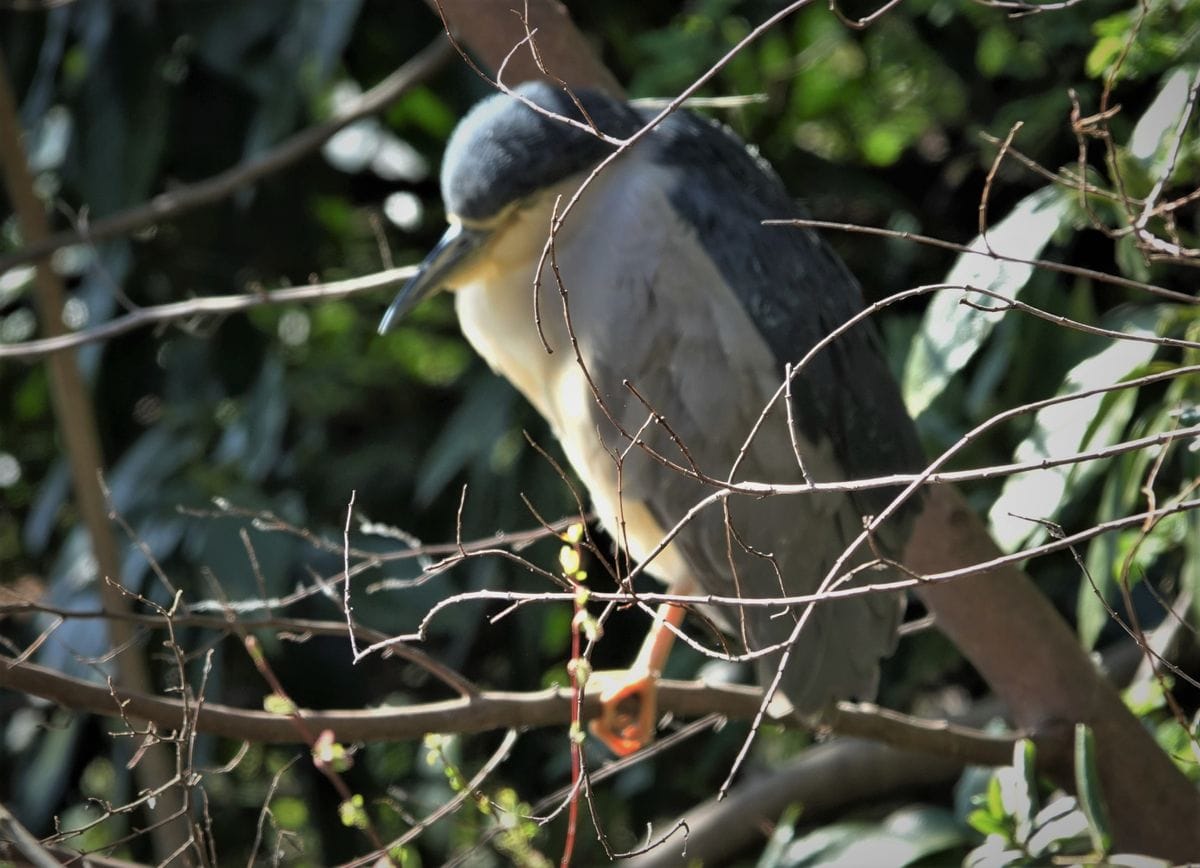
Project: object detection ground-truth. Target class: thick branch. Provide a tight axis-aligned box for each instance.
[627,639,1163,867]
[0,655,1015,765]
[427,0,622,95]
[910,485,1200,858]
[626,737,964,868]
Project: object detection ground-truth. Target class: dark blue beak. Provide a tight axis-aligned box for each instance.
[378,223,489,333]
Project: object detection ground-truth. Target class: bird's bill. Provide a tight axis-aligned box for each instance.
[377,222,489,334]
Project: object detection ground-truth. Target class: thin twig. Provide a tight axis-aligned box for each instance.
[0,40,452,277]
[766,219,1197,304]
[0,266,415,360]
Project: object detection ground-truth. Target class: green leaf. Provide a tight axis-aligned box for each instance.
[862,124,909,166]
[977,27,1017,78]
[987,307,1163,552]
[383,323,473,387]
[270,796,309,830]
[773,806,968,867]
[1027,794,1091,858]
[389,844,423,868]
[1123,676,1171,717]
[1153,718,1200,781]
[1077,403,1175,647]
[967,809,1009,839]
[986,773,1004,819]
[1115,511,1188,577]
[903,186,1072,418]
[413,374,516,506]
[1087,6,1200,82]
[386,86,457,140]
[1129,66,1200,174]
[1073,724,1113,855]
[1086,35,1125,79]
[998,739,1038,844]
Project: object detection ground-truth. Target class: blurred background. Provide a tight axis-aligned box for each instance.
[1,0,1198,864]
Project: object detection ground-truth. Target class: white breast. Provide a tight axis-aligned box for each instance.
[451,155,802,589]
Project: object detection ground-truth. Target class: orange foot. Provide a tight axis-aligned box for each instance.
[586,601,687,756]
[589,669,659,757]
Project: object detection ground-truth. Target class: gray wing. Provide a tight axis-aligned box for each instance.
[566,110,923,715]
[646,107,926,525]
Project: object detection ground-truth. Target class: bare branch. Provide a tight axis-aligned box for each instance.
[0,39,451,278]
[766,218,1199,304]
[0,801,60,868]
[0,655,1018,766]
[0,266,415,361]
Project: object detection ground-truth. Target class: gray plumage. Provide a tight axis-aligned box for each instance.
[400,81,924,717]
[441,87,644,222]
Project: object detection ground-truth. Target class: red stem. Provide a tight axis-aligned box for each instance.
[561,590,582,867]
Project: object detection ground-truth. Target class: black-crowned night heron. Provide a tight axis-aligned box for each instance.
[380,82,923,755]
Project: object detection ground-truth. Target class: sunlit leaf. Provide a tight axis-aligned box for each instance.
[998,739,1038,844]
[987,307,1163,552]
[1074,724,1113,856]
[1027,795,1091,858]
[903,186,1072,419]
[776,805,969,866]
[1129,67,1200,174]
[1123,676,1171,718]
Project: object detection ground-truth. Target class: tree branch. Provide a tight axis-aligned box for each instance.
[426,0,622,95]
[626,736,965,868]
[0,38,451,279]
[625,635,1167,867]
[0,655,1016,766]
[767,218,1198,304]
[0,801,60,868]
[0,265,414,360]
[0,43,189,860]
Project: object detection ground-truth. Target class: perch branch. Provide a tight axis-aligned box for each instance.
[0,655,1016,766]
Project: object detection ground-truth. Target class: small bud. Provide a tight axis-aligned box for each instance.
[338,794,369,829]
[559,545,582,576]
[567,657,592,687]
[572,609,602,642]
[263,693,296,715]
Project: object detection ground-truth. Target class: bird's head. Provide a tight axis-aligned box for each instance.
[377,82,641,333]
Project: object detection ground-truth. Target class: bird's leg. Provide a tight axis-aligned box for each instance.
[588,600,687,756]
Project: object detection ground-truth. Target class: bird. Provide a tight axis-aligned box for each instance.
[379,81,925,755]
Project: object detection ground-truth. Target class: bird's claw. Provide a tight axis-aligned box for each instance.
[588,670,658,757]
